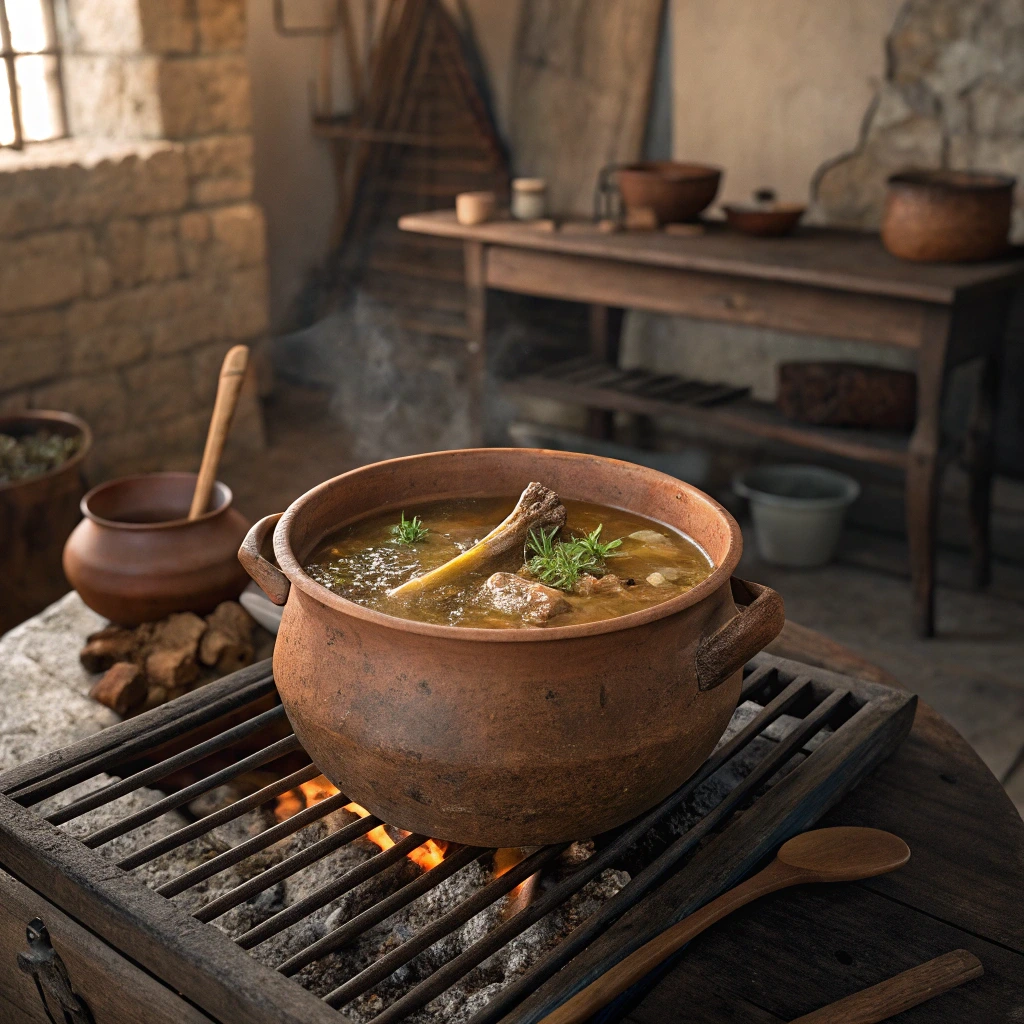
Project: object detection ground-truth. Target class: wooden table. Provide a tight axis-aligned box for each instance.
[399,211,1024,636]
[615,621,1024,1023]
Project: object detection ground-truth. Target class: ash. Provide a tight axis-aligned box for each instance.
[43,695,803,1023]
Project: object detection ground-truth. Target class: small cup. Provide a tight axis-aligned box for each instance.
[456,191,496,226]
[511,178,547,221]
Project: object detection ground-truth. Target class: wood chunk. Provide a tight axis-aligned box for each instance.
[199,601,256,673]
[144,612,205,691]
[80,625,144,673]
[482,572,571,625]
[89,662,146,716]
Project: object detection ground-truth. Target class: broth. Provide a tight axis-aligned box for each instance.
[303,496,714,629]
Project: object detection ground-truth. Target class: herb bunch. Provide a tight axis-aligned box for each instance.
[392,512,429,545]
[525,525,622,591]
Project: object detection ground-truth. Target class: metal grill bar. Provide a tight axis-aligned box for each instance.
[117,762,321,870]
[277,844,487,977]
[10,670,277,805]
[157,789,354,899]
[47,705,289,826]
[367,681,834,1024]
[461,685,851,1024]
[194,813,387,924]
[323,844,568,1010]
[236,831,431,948]
[0,1,23,150]
[85,734,303,849]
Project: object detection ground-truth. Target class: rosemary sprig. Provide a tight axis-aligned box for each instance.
[392,512,428,545]
[525,524,622,592]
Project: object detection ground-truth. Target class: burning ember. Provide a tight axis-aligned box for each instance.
[276,776,448,872]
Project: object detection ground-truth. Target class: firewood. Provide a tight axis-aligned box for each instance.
[389,482,566,599]
[199,601,256,673]
[89,662,147,716]
[80,625,144,673]
[144,612,205,692]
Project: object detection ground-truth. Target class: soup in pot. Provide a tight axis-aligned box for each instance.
[303,485,714,629]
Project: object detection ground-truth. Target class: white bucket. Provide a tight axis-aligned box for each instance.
[733,464,860,568]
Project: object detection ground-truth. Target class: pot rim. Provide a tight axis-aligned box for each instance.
[273,448,744,643]
[618,160,722,183]
[887,168,1017,193]
[81,471,234,530]
[0,409,93,494]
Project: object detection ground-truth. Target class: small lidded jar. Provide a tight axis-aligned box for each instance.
[510,177,547,221]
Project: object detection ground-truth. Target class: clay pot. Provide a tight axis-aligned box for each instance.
[882,169,1016,262]
[0,411,92,634]
[723,202,805,237]
[239,449,784,847]
[64,472,250,626]
[611,161,721,224]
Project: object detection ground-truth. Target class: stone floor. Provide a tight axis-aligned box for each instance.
[221,388,1024,818]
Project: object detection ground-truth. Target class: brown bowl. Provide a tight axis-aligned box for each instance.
[63,472,251,625]
[723,202,806,237]
[617,161,722,224]
[882,169,1016,262]
[239,448,784,847]
[1,411,92,633]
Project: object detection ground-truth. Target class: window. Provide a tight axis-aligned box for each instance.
[0,0,65,149]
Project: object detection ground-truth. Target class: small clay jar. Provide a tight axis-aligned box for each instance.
[511,178,547,220]
[63,472,251,625]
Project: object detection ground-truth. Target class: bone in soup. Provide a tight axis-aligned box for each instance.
[303,482,714,629]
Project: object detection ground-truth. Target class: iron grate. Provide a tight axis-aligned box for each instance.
[0,653,915,1024]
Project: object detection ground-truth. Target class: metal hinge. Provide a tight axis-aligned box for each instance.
[17,918,94,1024]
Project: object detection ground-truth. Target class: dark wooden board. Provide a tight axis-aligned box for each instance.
[400,211,1024,304]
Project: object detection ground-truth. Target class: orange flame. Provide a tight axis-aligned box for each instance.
[275,776,447,871]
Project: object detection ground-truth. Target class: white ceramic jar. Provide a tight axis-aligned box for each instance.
[511,178,547,221]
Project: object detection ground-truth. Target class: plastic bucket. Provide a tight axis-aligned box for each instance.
[733,464,860,568]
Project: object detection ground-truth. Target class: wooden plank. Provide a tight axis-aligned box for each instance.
[0,868,215,1024]
[483,245,929,348]
[399,211,1024,302]
[0,796,344,1024]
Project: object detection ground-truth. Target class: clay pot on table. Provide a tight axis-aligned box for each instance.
[63,472,250,626]
[598,161,722,225]
[0,411,92,634]
[239,448,784,848]
[882,169,1016,262]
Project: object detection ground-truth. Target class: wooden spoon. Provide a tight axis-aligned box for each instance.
[539,827,910,1024]
[790,948,982,1023]
[188,345,249,520]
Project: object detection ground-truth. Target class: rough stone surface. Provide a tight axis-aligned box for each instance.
[63,54,163,140]
[815,0,1024,239]
[159,56,253,138]
[184,134,254,205]
[0,231,89,313]
[197,0,247,53]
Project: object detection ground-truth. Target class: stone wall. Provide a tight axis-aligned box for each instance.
[0,0,267,479]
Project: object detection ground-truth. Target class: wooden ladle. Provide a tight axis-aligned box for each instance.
[539,826,911,1024]
[188,345,249,520]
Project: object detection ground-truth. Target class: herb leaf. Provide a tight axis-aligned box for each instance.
[524,524,622,591]
[392,512,429,545]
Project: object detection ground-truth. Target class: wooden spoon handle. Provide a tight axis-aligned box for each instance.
[790,949,983,1023]
[538,861,800,1024]
[188,345,249,520]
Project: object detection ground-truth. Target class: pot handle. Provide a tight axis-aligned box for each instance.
[695,578,785,692]
[238,513,290,606]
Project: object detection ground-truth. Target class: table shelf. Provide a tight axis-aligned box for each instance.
[501,358,911,470]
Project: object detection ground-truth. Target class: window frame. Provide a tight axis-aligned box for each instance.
[0,0,67,150]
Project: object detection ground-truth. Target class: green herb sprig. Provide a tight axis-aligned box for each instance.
[525,524,622,591]
[392,512,429,545]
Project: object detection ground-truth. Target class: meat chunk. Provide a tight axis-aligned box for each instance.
[575,573,627,597]
[482,572,571,625]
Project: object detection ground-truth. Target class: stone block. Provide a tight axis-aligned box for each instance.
[0,337,65,391]
[69,323,152,373]
[158,56,252,138]
[139,0,197,55]
[209,203,267,270]
[98,218,145,289]
[178,210,211,275]
[63,55,163,140]
[220,266,270,339]
[198,0,247,53]
[0,231,88,314]
[185,135,253,205]
[0,390,30,414]
[150,292,224,355]
[32,371,128,436]
[142,216,182,282]
[124,353,196,423]
[65,0,143,55]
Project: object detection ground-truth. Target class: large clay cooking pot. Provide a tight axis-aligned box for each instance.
[239,449,784,847]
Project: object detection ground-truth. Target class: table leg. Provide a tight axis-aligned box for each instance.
[964,294,1012,590]
[587,305,623,439]
[907,307,953,638]
[465,240,487,447]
